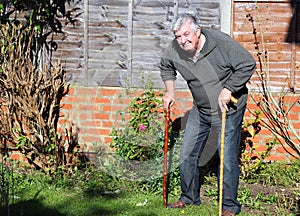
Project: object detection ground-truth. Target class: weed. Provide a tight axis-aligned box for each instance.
[238,186,252,205]
[239,110,277,182]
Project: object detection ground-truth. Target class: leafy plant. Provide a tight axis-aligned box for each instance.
[0,158,12,214]
[257,160,300,188]
[239,110,276,181]
[97,87,183,193]
[238,186,252,206]
[110,90,164,161]
[0,0,82,58]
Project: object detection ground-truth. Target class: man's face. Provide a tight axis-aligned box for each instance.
[174,20,201,53]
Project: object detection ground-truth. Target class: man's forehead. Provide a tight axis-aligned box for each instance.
[174,20,192,34]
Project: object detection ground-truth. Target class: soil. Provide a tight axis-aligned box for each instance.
[240,182,297,215]
[201,182,299,215]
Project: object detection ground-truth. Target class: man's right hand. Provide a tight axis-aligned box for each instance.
[162,91,175,111]
[163,80,175,110]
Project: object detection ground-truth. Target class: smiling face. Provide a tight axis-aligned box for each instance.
[174,20,201,54]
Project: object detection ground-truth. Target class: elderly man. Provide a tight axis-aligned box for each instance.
[160,13,256,216]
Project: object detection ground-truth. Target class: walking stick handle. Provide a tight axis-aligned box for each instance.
[230,96,238,104]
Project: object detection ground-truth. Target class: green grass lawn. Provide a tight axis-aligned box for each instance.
[2,160,299,216]
[8,188,216,216]
[7,185,277,216]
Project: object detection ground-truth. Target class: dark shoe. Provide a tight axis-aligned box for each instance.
[222,210,236,216]
[168,200,186,208]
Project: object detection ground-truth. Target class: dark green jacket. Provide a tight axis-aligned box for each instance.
[160,28,256,115]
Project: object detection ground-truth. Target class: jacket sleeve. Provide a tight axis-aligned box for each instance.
[160,56,177,82]
[223,40,256,93]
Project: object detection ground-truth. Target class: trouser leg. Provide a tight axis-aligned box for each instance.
[179,106,210,205]
[218,106,246,214]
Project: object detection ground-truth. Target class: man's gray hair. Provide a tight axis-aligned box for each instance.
[171,13,200,33]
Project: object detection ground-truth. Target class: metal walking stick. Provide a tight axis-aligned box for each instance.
[163,104,170,208]
[219,97,238,216]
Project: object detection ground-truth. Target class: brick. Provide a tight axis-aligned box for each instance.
[102,121,114,128]
[290,104,300,113]
[57,127,64,133]
[81,120,100,127]
[258,128,273,136]
[77,88,97,95]
[62,103,72,110]
[55,87,299,164]
[276,146,297,155]
[291,121,300,129]
[184,101,193,108]
[252,136,264,145]
[254,145,267,152]
[78,104,99,111]
[67,96,75,103]
[246,103,260,111]
[81,136,102,143]
[266,154,288,162]
[85,128,102,135]
[102,105,113,112]
[104,136,113,143]
[58,118,71,125]
[113,97,132,105]
[79,113,92,120]
[100,88,120,96]
[11,153,21,160]
[176,91,192,98]
[94,113,110,120]
[99,129,111,135]
[112,121,126,129]
[171,107,182,116]
[93,97,111,104]
[72,97,88,103]
[67,87,75,95]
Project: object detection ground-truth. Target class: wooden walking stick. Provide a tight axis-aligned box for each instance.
[219,97,238,216]
[163,104,170,208]
[219,109,226,216]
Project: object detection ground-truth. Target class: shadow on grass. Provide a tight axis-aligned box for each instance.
[81,189,161,216]
[1,189,120,216]
[2,199,67,216]
[0,188,66,216]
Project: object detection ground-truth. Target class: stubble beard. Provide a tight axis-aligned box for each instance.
[180,43,196,55]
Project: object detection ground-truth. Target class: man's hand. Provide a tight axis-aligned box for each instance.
[163,80,176,110]
[162,91,175,110]
[218,88,232,112]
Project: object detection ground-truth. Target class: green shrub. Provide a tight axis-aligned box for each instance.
[239,110,277,181]
[98,89,183,193]
[110,90,165,161]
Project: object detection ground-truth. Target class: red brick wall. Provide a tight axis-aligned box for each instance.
[58,86,299,162]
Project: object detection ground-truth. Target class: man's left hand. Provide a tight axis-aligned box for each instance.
[218,88,232,112]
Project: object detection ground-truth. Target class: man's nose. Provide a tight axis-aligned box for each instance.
[180,36,188,45]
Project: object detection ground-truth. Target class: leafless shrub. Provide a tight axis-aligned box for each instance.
[0,23,82,173]
[247,12,300,159]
